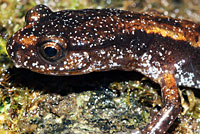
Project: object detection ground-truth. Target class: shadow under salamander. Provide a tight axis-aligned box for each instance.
[7,67,146,95]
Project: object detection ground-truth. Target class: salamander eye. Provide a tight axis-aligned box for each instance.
[39,40,64,62]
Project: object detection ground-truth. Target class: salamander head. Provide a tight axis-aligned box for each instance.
[7,5,136,75]
[6,5,96,75]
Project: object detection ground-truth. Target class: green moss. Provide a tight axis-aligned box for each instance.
[0,97,11,113]
[0,37,7,55]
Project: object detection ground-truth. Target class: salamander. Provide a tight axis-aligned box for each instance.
[6,4,200,134]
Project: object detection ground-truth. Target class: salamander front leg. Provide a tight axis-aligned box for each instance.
[141,73,182,134]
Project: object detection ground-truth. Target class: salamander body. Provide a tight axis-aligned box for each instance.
[6,4,200,134]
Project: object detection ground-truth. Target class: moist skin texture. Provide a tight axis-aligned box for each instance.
[7,4,200,134]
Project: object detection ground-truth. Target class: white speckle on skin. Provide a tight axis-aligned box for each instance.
[174,59,200,88]
[39,65,45,69]
[23,61,28,66]
[59,67,64,71]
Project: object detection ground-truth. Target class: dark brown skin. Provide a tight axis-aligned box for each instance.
[6,4,200,134]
